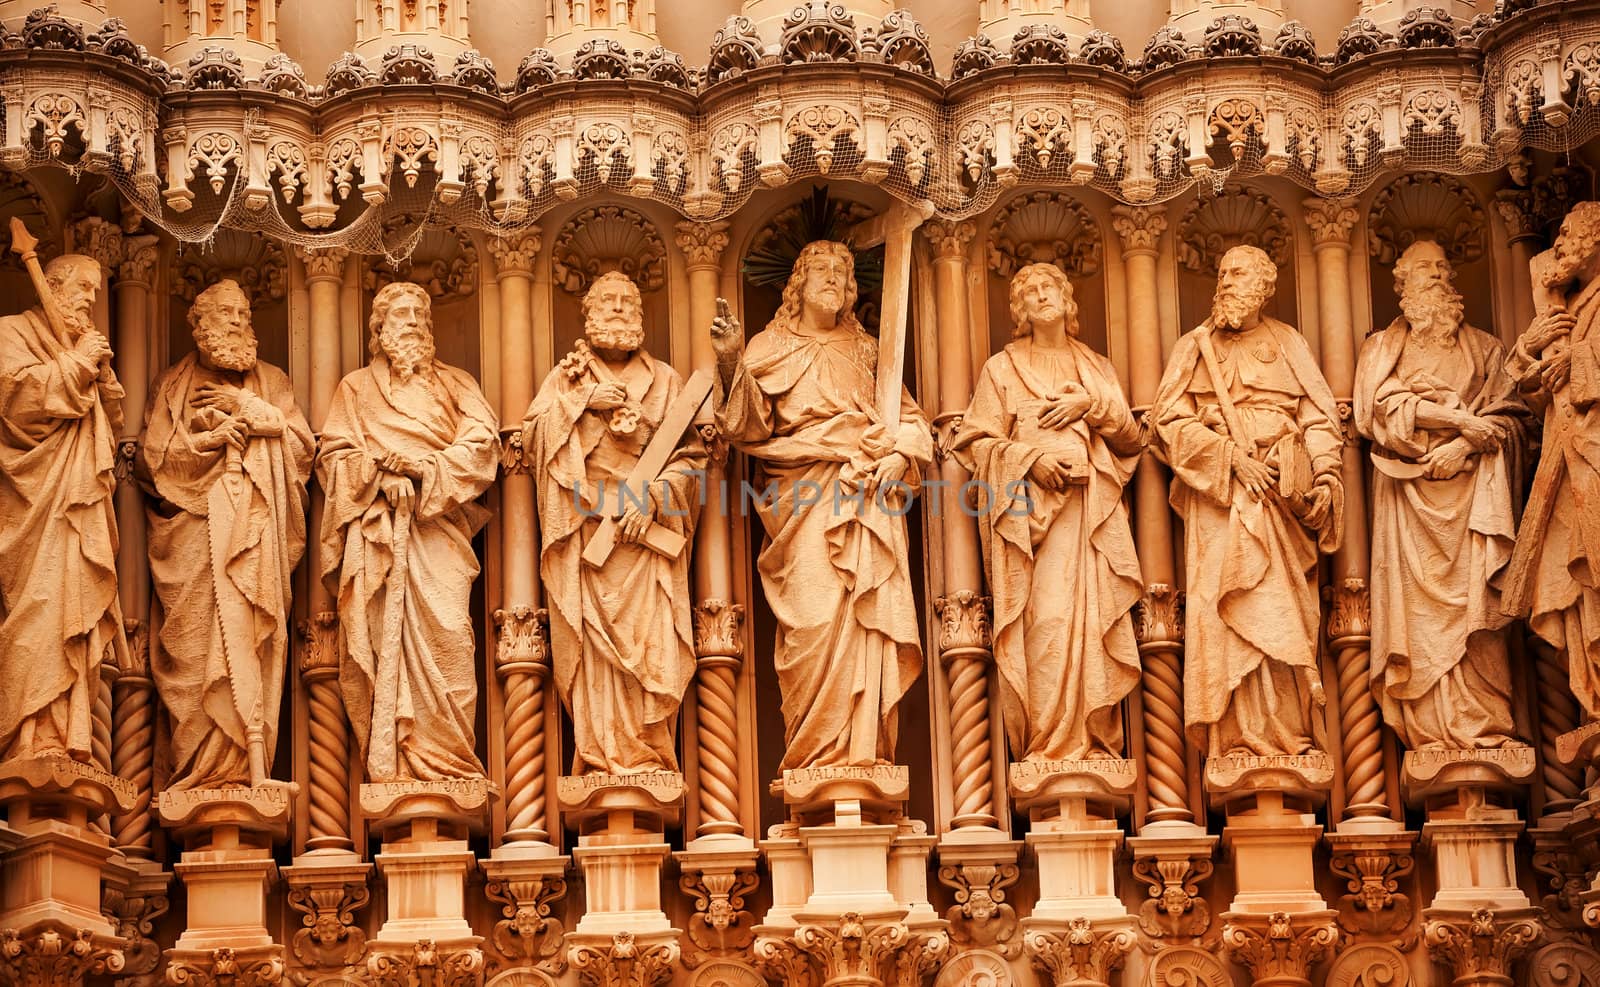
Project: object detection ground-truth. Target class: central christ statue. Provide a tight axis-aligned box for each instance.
[711,240,933,770]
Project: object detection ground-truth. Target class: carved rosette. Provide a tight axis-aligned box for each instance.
[1423,909,1543,987]
[485,873,568,973]
[934,590,992,663]
[494,606,550,674]
[680,869,760,965]
[692,599,745,661]
[1328,839,1416,941]
[569,933,679,987]
[501,426,532,476]
[367,941,484,987]
[1220,912,1338,987]
[114,439,139,485]
[1023,919,1135,987]
[0,928,125,987]
[166,946,282,986]
[937,860,1021,956]
[1131,855,1213,942]
[285,880,369,970]
[930,412,963,465]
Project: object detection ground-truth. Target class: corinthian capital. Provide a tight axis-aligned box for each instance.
[675,221,731,269]
[1110,205,1168,255]
[295,246,349,283]
[490,230,543,276]
[1302,197,1361,249]
[921,219,977,259]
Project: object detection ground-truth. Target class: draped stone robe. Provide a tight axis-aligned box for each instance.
[318,357,498,782]
[1504,274,1600,718]
[526,348,704,774]
[717,321,933,770]
[0,308,128,761]
[1149,318,1344,758]
[1355,321,1528,749]
[952,338,1143,761]
[141,353,313,788]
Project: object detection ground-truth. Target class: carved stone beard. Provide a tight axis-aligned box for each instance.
[1400,279,1464,345]
[585,313,645,354]
[384,328,436,380]
[1210,282,1271,331]
[803,281,846,320]
[1546,223,1600,287]
[196,320,259,372]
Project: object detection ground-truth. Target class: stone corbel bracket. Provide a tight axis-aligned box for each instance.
[1022,916,1135,987]
[482,850,570,976]
[935,837,1022,958]
[165,945,284,986]
[1324,827,1418,946]
[1422,907,1544,987]
[281,859,373,974]
[1219,910,1338,987]
[676,843,762,968]
[0,925,125,987]
[1126,827,1218,946]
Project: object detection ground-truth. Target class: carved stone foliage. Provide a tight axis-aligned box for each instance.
[27,93,85,159]
[875,11,935,76]
[103,881,170,977]
[1366,172,1487,266]
[1273,22,1318,64]
[756,917,947,987]
[950,35,1000,80]
[1529,942,1600,987]
[1011,24,1072,66]
[1221,913,1337,986]
[934,590,992,659]
[1336,18,1393,65]
[1176,186,1291,274]
[384,126,438,188]
[167,947,283,986]
[516,49,561,92]
[493,606,549,668]
[485,873,567,974]
[785,105,859,175]
[573,39,630,81]
[183,47,245,90]
[379,44,438,85]
[325,52,378,97]
[368,942,483,987]
[0,928,124,987]
[286,881,369,970]
[1208,98,1263,161]
[365,218,479,299]
[1204,16,1262,58]
[1326,943,1410,987]
[680,870,759,964]
[1423,909,1543,986]
[1149,112,1189,182]
[550,204,665,296]
[1133,584,1183,647]
[986,192,1102,280]
[1015,107,1071,172]
[1023,920,1134,987]
[1132,855,1212,941]
[1566,43,1600,110]
[570,934,679,987]
[937,860,1020,956]
[1143,27,1191,71]
[1397,7,1457,49]
[707,16,761,85]
[174,230,287,305]
[692,599,744,659]
[1402,90,1462,139]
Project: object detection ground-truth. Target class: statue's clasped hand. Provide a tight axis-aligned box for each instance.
[1037,383,1091,430]
[1231,446,1277,500]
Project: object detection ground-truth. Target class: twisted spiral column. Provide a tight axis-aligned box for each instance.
[1531,637,1585,813]
[693,599,744,836]
[1328,579,1385,814]
[111,619,155,856]
[936,590,996,828]
[496,606,550,843]
[300,611,353,852]
[1135,586,1188,819]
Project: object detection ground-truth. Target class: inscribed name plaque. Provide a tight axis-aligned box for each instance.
[1401,746,1536,803]
[0,755,138,817]
[557,771,685,828]
[1557,721,1600,767]
[774,764,911,807]
[360,778,495,833]
[1008,758,1137,814]
[1205,752,1334,804]
[157,784,295,840]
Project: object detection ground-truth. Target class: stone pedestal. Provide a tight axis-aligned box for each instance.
[361,779,491,975]
[160,787,293,984]
[0,756,135,984]
[561,772,683,939]
[1219,791,1328,916]
[1407,749,1535,914]
[1012,760,1135,924]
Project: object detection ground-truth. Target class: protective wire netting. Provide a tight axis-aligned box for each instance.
[14,41,1600,261]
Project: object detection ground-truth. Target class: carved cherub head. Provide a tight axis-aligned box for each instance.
[43,253,101,331]
[1008,262,1079,339]
[583,271,646,356]
[774,240,862,333]
[1210,244,1277,332]
[189,279,257,373]
[1546,200,1600,288]
[368,281,436,380]
[1393,240,1463,344]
